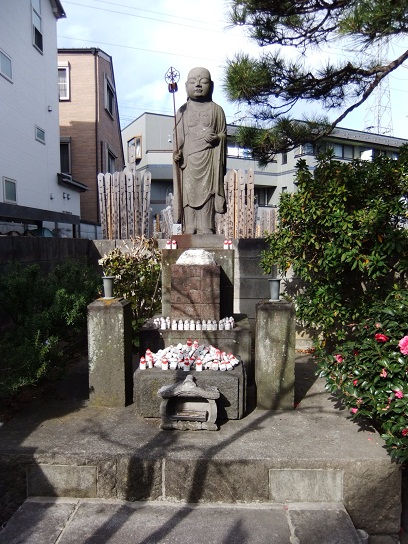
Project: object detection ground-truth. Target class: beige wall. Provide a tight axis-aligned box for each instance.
[59,50,124,224]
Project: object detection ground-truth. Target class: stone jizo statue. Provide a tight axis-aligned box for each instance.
[173,67,227,235]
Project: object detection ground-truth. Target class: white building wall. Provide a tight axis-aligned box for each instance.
[0,0,80,221]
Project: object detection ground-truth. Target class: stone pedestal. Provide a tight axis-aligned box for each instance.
[161,245,233,319]
[255,301,295,410]
[88,298,133,407]
[134,363,246,420]
[140,314,253,382]
[170,264,220,321]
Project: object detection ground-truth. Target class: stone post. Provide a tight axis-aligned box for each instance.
[255,301,295,410]
[88,298,133,407]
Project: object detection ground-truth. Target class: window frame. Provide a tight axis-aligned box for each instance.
[60,138,71,174]
[107,148,117,174]
[104,75,115,117]
[3,177,17,204]
[31,0,43,53]
[0,49,12,82]
[58,63,70,100]
[35,125,46,144]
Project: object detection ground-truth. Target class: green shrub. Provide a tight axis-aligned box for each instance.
[260,147,408,462]
[0,260,100,395]
[260,147,408,345]
[99,237,162,342]
[316,288,408,462]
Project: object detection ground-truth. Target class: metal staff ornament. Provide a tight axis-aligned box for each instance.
[165,66,180,150]
[165,66,183,227]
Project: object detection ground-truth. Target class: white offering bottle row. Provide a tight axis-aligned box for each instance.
[153,316,235,331]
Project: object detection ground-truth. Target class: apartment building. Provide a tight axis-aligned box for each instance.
[0,0,87,237]
[122,112,407,220]
[58,48,125,236]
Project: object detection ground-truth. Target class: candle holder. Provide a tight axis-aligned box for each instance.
[268,278,281,301]
[102,276,115,299]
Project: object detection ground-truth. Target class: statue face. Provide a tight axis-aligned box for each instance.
[186,68,213,101]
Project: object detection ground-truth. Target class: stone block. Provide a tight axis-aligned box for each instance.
[269,469,343,502]
[255,301,295,410]
[27,464,97,498]
[88,298,133,407]
[116,457,163,501]
[134,364,246,420]
[165,459,270,503]
[170,263,220,320]
[287,506,362,544]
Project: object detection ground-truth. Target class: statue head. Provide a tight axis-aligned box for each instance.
[185,67,213,102]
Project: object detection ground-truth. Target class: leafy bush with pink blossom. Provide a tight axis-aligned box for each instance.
[317,288,408,462]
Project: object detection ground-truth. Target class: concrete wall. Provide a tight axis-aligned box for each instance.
[0,236,101,274]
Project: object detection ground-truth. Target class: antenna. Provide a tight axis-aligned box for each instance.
[363,39,393,135]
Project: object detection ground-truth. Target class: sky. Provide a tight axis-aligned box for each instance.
[57,0,408,139]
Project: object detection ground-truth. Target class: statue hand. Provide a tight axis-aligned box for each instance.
[173,150,182,163]
[204,132,219,144]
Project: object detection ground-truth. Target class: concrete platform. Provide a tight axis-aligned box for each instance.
[0,355,402,543]
[0,498,363,544]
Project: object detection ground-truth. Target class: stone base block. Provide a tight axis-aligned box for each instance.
[134,364,246,420]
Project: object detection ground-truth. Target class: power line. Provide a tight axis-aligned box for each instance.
[62,1,224,33]
[57,35,218,62]
[79,0,225,26]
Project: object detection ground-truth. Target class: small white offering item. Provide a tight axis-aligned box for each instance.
[195,359,203,371]
[139,357,146,370]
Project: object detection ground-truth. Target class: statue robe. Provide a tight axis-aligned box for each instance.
[173,99,226,223]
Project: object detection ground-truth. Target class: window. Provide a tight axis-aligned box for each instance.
[58,64,70,100]
[295,143,314,157]
[107,149,116,173]
[60,139,71,173]
[35,125,45,144]
[0,50,12,81]
[32,0,43,53]
[327,142,354,160]
[254,186,276,206]
[3,177,17,203]
[105,76,115,116]
[127,136,142,163]
[281,152,287,165]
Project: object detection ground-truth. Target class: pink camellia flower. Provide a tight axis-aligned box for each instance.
[374,333,389,343]
[350,408,358,414]
[375,323,382,328]
[380,368,388,378]
[394,390,404,399]
[402,429,408,437]
[353,379,358,386]
[398,336,408,356]
[334,354,343,363]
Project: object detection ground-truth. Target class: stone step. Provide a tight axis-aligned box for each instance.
[0,498,364,544]
[0,356,401,542]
